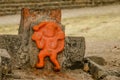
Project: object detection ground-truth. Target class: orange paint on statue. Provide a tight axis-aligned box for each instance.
[32,21,65,71]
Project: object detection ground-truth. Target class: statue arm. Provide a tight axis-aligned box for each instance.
[57,31,65,39]
[56,26,65,39]
[33,22,47,31]
[57,40,65,53]
[56,27,65,52]
[36,39,45,49]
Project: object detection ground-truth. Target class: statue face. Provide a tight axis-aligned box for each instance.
[43,24,57,37]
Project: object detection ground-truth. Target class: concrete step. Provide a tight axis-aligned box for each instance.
[0,0,115,4]
[0,2,92,12]
[0,3,92,16]
[0,1,92,9]
[0,11,21,16]
[0,0,118,16]
[0,0,74,3]
[0,1,91,6]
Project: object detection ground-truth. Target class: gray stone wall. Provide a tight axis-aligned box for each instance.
[0,35,22,68]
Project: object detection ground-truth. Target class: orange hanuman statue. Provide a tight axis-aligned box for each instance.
[32,21,65,71]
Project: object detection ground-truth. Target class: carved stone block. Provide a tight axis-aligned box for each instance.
[0,35,22,68]
[63,36,85,70]
[18,8,64,71]
[1,56,12,74]
[0,49,12,80]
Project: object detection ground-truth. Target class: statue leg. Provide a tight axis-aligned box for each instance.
[36,50,46,68]
[50,53,60,71]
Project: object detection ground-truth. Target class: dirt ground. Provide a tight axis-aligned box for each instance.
[62,5,120,72]
[0,4,120,80]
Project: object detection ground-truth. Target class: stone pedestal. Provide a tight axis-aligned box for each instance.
[0,8,85,72]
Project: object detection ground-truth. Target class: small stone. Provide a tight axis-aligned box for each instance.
[0,49,11,59]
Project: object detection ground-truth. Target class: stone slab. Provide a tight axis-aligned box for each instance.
[63,36,85,70]
[0,35,21,68]
[0,49,11,80]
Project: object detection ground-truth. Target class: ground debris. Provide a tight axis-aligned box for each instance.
[3,69,94,80]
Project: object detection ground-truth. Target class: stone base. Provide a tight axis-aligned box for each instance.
[63,36,85,70]
[0,35,22,68]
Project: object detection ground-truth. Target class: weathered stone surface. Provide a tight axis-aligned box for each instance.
[0,49,11,64]
[1,57,12,77]
[0,8,86,73]
[0,8,87,79]
[84,58,120,80]
[102,75,120,80]
[0,49,12,80]
[86,56,106,66]
[84,58,107,79]
[0,9,64,71]
[0,62,1,80]
[62,36,85,70]
[18,8,64,71]
[17,8,86,71]
[0,35,22,68]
